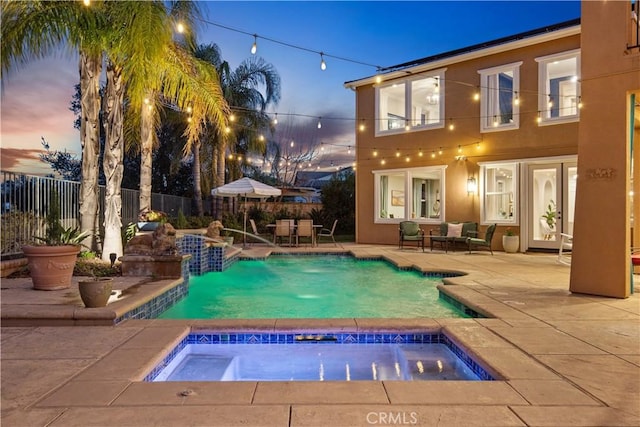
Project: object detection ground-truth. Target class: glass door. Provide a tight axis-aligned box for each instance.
[527,163,577,249]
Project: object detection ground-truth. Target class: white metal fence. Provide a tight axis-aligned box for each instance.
[0,171,191,257]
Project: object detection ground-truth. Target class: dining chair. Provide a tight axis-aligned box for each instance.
[296,219,314,247]
[317,219,339,247]
[274,219,293,246]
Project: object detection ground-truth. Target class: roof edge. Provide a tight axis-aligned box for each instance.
[344,18,581,89]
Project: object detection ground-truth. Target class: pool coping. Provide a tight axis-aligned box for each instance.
[3,245,638,427]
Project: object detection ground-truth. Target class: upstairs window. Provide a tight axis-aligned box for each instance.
[536,50,581,124]
[478,62,521,132]
[376,70,445,136]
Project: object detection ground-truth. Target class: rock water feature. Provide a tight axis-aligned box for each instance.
[120,223,190,279]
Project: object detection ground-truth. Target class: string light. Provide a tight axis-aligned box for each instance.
[82,0,90,6]
[272,113,278,125]
[317,117,322,129]
[229,113,236,122]
[359,120,366,132]
[373,148,378,157]
[577,96,583,109]
[448,119,455,131]
[395,149,400,157]
[418,148,423,157]
[514,91,520,106]
[320,53,327,71]
[547,94,554,109]
[536,111,542,123]
[431,151,436,158]
[457,145,462,154]
[251,34,257,54]
[176,22,185,33]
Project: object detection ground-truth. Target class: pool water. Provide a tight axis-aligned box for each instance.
[152,343,481,381]
[159,255,466,319]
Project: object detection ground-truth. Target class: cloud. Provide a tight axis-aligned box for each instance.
[0,147,51,175]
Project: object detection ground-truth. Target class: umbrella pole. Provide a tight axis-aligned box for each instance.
[243,195,247,248]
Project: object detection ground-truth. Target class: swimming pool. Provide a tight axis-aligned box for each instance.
[159,255,467,319]
[147,332,495,382]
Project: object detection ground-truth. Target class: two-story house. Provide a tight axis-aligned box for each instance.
[346,0,639,298]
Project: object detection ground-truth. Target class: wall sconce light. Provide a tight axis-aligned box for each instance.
[467,176,477,195]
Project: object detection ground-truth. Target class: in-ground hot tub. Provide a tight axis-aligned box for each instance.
[146,332,496,382]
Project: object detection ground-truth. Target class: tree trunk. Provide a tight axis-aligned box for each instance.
[78,52,102,253]
[192,141,204,216]
[212,140,226,218]
[139,91,154,213]
[101,61,125,261]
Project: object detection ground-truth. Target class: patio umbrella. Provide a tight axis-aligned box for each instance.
[211,177,281,246]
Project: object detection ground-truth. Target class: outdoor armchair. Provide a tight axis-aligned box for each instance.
[466,223,496,255]
[399,221,425,252]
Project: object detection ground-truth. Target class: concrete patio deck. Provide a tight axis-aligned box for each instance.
[1,244,639,426]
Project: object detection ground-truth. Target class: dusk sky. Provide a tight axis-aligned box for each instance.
[0,1,581,177]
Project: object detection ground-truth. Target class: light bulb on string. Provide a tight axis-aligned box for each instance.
[431,151,436,158]
[448,119,455,131]
[359,120,366,132]
[176,22,185,34]
[577,96,583,109]
[290,140,295,147]
[259,134,265,142]
[272,113,278,125]
[381,159,386,165]
[229,114,236,122]
[418,148,423,157]
[395,149,400,158]
[492,116,499,127]
[536,111,542,124]
[547,95,553,109]
[320,53,327,71]
[317,117,322,129]
[82,0,90,6]
[457,145,462,154]
[347,146,351,154]
[251,34,257,54]
[514,92,520,106]
[473,87,480,101]
[372,148,378,157]
[438,147,443,155]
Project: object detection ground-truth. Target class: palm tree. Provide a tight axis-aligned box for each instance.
[194,44,281,215]
[2,1,229,260]
[99,1,229,260]
[2,0,104,252]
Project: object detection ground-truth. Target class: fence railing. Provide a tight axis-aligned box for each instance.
[1,171,191,257]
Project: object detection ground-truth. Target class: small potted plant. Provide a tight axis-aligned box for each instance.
[137,208,168,231]
[22,195,89,290]
[502,227,519,253]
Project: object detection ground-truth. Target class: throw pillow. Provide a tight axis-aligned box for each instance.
[446,223,463,237]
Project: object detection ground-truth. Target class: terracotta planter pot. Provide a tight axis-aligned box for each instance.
[79,278,113,308]
[22,245,80,290]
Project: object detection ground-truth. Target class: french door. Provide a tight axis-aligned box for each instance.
[527,162,577,249]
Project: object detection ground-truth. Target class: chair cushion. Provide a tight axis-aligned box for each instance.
[447,223,463,237]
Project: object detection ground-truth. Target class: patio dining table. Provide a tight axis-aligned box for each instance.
[267,223,323,247]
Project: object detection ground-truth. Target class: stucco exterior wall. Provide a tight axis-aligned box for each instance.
[570,1,640,298]
[354,34,581,247]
